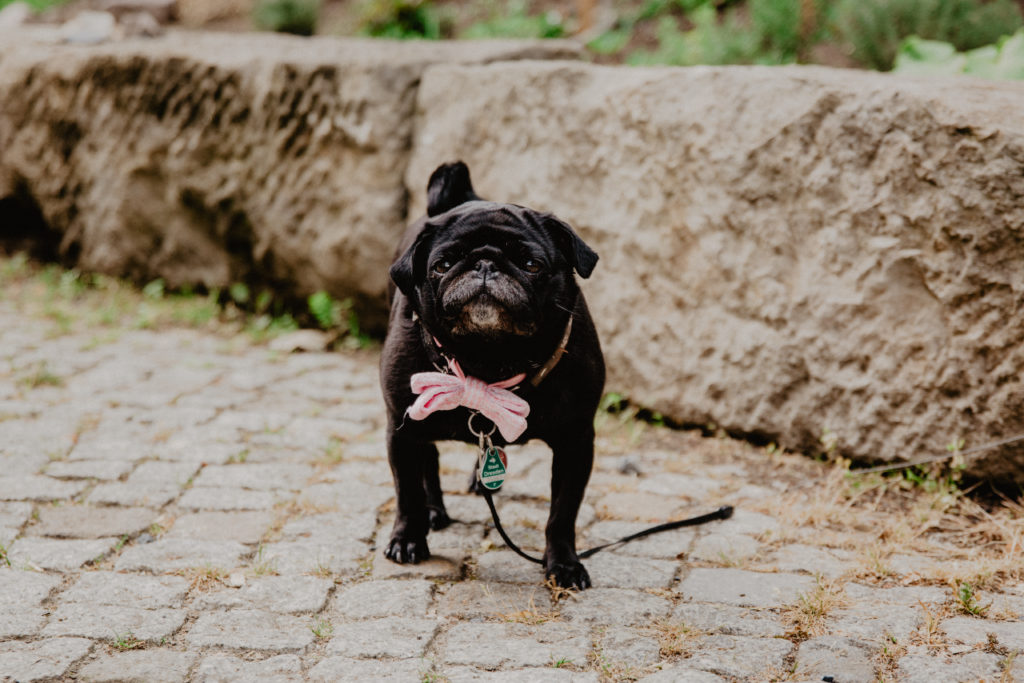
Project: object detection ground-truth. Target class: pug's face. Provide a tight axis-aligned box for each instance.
[391,201,596,345]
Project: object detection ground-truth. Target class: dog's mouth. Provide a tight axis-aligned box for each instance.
[441,270,537,338]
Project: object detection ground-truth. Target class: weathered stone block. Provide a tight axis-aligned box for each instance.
[43,603,186,641]
[30,505,157,539]
[185,609,315,652]
[192,575,333,614]
[408,62,1024,482]
[77,650,197,683]
[0,638,93,682]
[443,622,590,668]
[678,568,815,609]
[60,570,190,608]
[194,653,303,683]
[329,579,433,619]
[327,616,438,658]
[0,31,580,331]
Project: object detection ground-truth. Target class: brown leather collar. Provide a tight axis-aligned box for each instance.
[413,313,573,389]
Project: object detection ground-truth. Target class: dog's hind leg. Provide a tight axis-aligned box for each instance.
[422,444,452,530]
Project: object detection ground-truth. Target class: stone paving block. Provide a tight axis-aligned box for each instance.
[0,475,88,501]
[560,588,671,626]
[129,461,201,485]
[476,549,550,584]
[0,608,46,637]
[69,438,151,462]
[755,543,858,579]
[115,538,247,572]
[153,433,243,465]
[167,510,276,543]
[43,603,186,641]
[372,550,463,581]
[259,540,367,576]
[0,501,33,528]
[61,571,190,608]
[636,667,728,682]
[77,649,196,683]
[444,622,591,668]
[194,653,304,683]
[599,626,661,667]
[593,492,685,522]
[29,505,158,539]
[307,656,427,682]
[712,509,781,538]
[843,582,947,606]
[827,602,920,642]
[7,536,117,570]
[446,668,600,682]
[679,568,816,608]
[637,473,723,499]
[192,575,333,614]
[0,525,15,546]
[186,609,315,652]
[897,651,1003,682]
[941,615,1024,650]
[0,637,93,682]
[795,635,875,681]
[581,520,697,559]
[685,635,793,679]
[330,579,434,619]
[581,552,678,589]
[87,482,180,507]
[178,486,283,511]
[671,602,787,637]
[327,616,438,658]
[0,453,51,476]
[45,459,135,480]
[688,533,761,564]
[300,481,394,513]
[193,463,314,490]
[0,568,61,607]
[436,581,554,619]
[280,512,377,544]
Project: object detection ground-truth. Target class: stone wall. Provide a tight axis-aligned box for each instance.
[3,33,1023,480]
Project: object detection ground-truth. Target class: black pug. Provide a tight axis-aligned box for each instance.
[380,161,605,589]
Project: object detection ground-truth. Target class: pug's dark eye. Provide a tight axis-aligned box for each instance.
[433,260,452,275]
[524,259,541,274]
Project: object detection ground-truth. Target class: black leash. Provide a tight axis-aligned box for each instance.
[479,486,734,565]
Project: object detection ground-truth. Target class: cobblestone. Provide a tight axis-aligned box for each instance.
[7,536,117,570]
[4,300,1023,681]
[43,603,186,641]
[29,505,158,539]
[0,637,93,682]
[327,616,438,658]
[186,609,316,651]
[76,650,196,683]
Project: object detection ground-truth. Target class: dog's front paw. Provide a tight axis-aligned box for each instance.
[384,535,430,564]
[545,560,591,590]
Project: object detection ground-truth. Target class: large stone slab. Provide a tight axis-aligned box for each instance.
[407,62,1024,482]
[0,30,579,331]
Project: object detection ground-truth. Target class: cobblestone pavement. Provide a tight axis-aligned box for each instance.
[2,300,1024,683]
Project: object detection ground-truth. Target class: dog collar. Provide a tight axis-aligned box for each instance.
[414,313,574,389]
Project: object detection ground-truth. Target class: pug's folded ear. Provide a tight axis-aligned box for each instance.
[389,227,433,300]
[543,215,599,279]
[427,161,481,217]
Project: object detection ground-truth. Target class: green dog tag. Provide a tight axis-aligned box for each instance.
[479,447,508,491]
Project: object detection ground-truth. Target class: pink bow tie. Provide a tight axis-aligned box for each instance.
[407,360,530,442]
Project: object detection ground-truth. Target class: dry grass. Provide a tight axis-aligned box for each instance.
[177,565,228,592]
[648,619,701,658]
[754,456,1024,592]
[783,575,848,640]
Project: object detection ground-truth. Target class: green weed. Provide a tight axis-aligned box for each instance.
[111,631,144,650]
[954,580,991,616]
[835,0,1022,70]
[254,0,320,35]
[310,617,333,638]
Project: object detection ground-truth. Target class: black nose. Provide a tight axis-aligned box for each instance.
[474,260,495,278]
